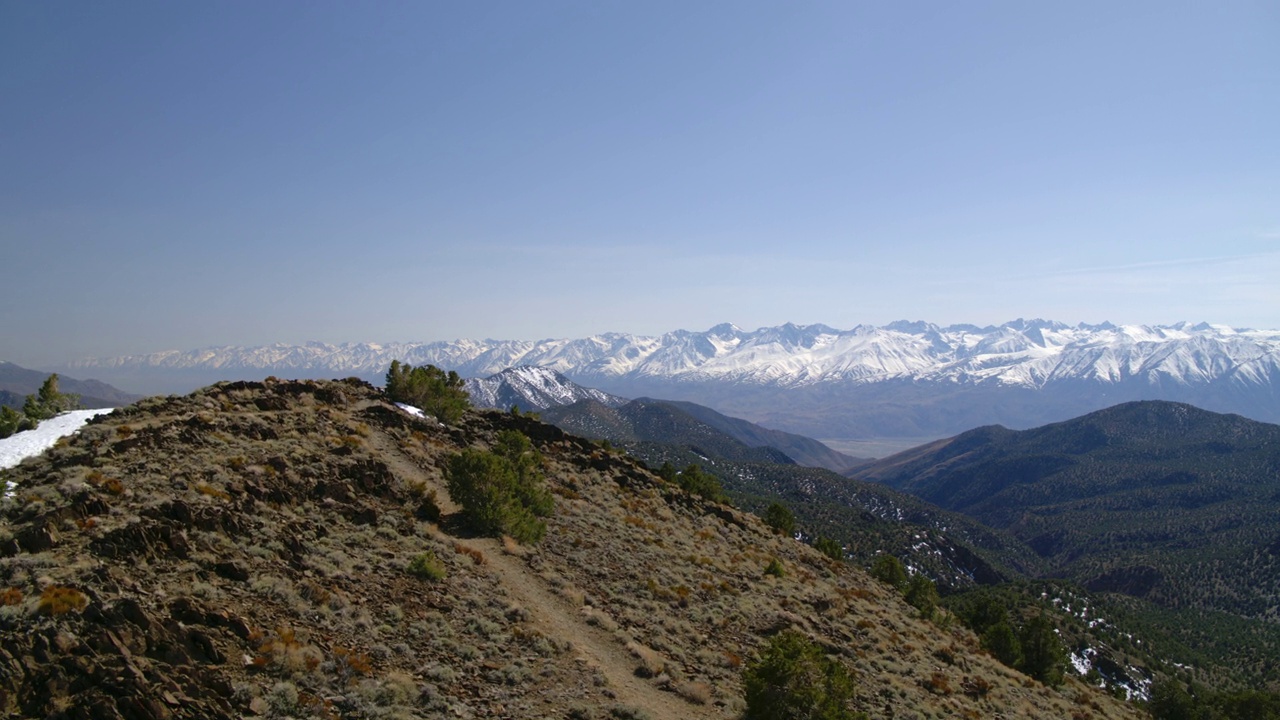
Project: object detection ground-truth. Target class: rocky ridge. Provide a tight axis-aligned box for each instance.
[0,379,1140,719]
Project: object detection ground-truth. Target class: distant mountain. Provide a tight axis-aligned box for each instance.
[463,365,627,412]
[542,398,796,466]
[59,320,1280,438]
[0,361,141,409]
[650,398,868,473]
[852,401,1280,623]
[467,366,869,470]
[542,395,865,473]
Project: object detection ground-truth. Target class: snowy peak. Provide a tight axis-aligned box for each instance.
[463,366,627,412]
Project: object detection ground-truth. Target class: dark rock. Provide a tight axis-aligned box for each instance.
[15,521,59,553]
[90,520,188,560]
[167,598,205,626]
[212,562,249,582]
[112,598,153,632]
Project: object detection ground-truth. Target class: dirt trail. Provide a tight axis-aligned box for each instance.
[462,536,720,720]
[366,414,721,720]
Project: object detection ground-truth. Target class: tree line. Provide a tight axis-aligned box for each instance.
[0,374,80,439]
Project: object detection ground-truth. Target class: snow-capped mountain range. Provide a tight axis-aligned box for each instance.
[60,320,1280,439]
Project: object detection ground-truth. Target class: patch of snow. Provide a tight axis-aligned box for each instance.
[395,403,424,418]
[1070,649,1093,676]
[2,409,115,497]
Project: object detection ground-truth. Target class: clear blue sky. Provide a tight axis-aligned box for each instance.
[2,1,1277,367]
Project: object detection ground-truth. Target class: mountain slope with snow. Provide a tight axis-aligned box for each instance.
[463,366,627,412]
[62,320,1280,438]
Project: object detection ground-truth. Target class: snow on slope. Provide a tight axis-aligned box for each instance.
[2,409,114,496]
[464,366,627,411]
[65,320,1280,393]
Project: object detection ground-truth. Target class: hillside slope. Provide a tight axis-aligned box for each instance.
[0,379,1139,719]
[852,401,1280,683]
[541,398,796,466]
[636,398,866,472]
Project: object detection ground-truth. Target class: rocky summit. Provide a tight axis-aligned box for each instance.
[0,378,1139,719]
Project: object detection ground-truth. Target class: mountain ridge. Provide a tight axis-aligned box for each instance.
[0,361,142,409]
[56,320,1280,436]
[61,319,1280,389]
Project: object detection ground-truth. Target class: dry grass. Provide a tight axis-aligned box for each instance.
[37,586,88,615]
[453,542,487,565]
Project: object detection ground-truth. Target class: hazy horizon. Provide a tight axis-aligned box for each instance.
[3,2,1277,368]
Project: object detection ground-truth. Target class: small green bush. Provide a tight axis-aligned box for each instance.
[814,536,844,561]
[676,464,726,503]
[742,630,865,720]
[869,554,908,589]
[904,574,939,619]
[446,430,553,544]
[407,551,447,581]
[765,557,785,578]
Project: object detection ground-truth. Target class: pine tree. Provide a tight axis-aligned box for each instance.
[677,464,726,503]
[904,574,940,619]
[0,405,23,439]
[981,621,1023,668]
[764,502,796,536]
[1018,612,1066,685]
[444,430,553,544]
[814,536,844,561]
[15,374,79,429]
[384,361,470,424]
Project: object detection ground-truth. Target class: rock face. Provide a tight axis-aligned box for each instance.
[0,378,1141,719]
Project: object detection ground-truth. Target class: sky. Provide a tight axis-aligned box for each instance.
[2,1,1277,368]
